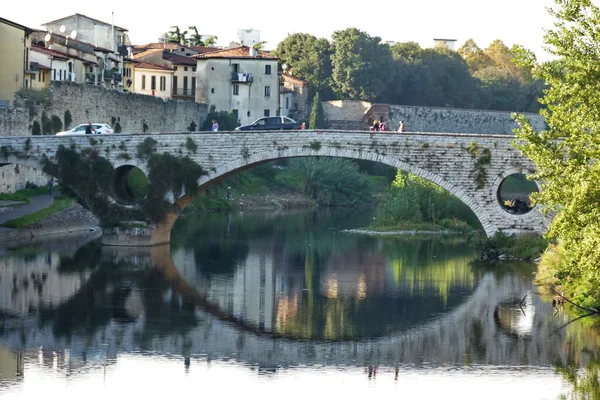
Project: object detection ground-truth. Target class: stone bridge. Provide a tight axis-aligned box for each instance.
[0,130,549,245]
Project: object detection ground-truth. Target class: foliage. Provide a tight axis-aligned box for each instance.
[142,122,149,132]
[331,28,394,101]
[15,88,50,118]
[41,112,51,135]
[373,170,479,229]
[472,231,549,261]
[64,109,72,129]
[50,115,62,134]
[114,122,122,133]
[285,157,373,206]
[309,92,325,129]
[201,109,239,131]
[185,136,197,153]
[187,26,204,46]
[0,186,49,203]
[137,137,158,160]
[274,33,334,99]
[31,121,41,135]
[166,25,187,44]
[513,0,600,307]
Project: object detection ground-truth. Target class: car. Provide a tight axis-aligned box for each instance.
[235,116,303,131]
[56,123,114,136]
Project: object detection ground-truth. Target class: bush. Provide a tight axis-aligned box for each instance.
[31,121,41,135]
[201,108,239,131]
[64,110,73,129]
[51,115,63,134]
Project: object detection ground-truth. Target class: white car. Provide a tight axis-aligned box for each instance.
[56,123,114,136]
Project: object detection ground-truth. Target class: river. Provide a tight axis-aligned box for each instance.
[0,208,598,399]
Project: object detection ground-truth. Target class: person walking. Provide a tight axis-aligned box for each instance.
[85,122,96,134]
[212,119,219,132]
[398,120,406,133]
[47,177,54,195]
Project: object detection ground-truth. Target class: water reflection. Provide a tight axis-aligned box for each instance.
[0,209,598,398]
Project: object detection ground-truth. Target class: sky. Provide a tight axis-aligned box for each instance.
[3,0,557,61]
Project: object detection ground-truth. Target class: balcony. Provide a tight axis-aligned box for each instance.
[172,88,196,99]
[85,73,100,84]
[231,72,253,83]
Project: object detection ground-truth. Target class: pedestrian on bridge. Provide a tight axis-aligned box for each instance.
[212,119,219,132]
[398,120,406,133]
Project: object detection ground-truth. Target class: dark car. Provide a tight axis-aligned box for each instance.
[235,116,302,131]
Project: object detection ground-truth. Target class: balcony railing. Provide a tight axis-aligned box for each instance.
[231,72,253,83]
[172,88,196,98]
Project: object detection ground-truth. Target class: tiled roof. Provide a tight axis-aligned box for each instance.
[132,48,163,59]
[32,30,113,53]
[31,44,70,60]
[38,64,52,70]
[189,46,220,54]
[42,13,127,31]
[282,73,307,84]
[193,46,277,60]
[134,43,180,50]
[165,52,196,66]
[135,62,173,71]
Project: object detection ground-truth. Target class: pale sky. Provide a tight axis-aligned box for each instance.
[3,0,557,61]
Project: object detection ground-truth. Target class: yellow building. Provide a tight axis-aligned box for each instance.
[0,17,33,106]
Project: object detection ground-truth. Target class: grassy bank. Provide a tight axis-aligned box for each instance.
[1,196,73,228]
[0,186,52,204]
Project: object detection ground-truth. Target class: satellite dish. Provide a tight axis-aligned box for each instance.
[44,33,51,42]
[70,30,77,40]
[59,25,66,33]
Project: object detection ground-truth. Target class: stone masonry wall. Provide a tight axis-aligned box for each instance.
[324,100,547,134]
[0,131,551,237]
[41,82,208,133]
[0,106,29,136]
[0,164,48,193]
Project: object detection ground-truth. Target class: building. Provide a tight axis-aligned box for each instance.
[132,48,197,100]
[433,38,457,50]
[42,14,131,90]
[237,29,260,47]
[280,73,309,122]
[134,62,174,99]
[0,17,33,106]
[193,46,279,125]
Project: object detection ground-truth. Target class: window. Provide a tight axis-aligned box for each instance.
[53,69,56,80]
[232,63,239,73]
[89,66,93,73]
[142,75,146,90]
[233,84,239,95]
[265,64,271,75]
[183,76,188,94]
[211,88,214,93]
[173,76,178,90]
[264,109,270,117]
[160,76,166,91]
[151,76,156,90]
[38,72,41,82]
[264,86,270,97]
[192,67,196,72]
[174,66,178,71]
[247,111,250,117]
[232,109,238,121]
[191,77,196,95]
[285,97,289,109]
[184,67,188,71]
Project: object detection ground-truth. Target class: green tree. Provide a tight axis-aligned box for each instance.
[167,26,187,44]
[309,92,325,129]
[330,28,393,101]
[514,0,600,307]
[204,36,217,46]
[458,39,493,74]
[201,107,239,131]
[187,26,204,46]
[274,33,334,99]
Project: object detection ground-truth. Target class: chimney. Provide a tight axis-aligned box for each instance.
[249,47,258,57]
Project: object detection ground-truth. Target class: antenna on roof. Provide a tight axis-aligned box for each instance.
[59,25,66,33]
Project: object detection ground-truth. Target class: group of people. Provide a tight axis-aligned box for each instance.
[370,119,406,133]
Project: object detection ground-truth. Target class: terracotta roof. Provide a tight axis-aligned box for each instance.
[33,30,113,53]
[0,17,33,33]
[135,62,173,72]
[165,52,196,66]
[189,45,220,54]
[282,73,307,84]
[134,42,180,50]
[38,64,52,70]
[31,44,70,60]
[132,48,163,59]
[42,13,127,31]
[193,46,277,60]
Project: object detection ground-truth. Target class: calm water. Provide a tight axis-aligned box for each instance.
[0,208,598,399]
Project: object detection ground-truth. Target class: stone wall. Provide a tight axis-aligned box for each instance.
[0,164,48,193]
[324,100,547,134]
[0,107,29,136]
[41,82,208,133]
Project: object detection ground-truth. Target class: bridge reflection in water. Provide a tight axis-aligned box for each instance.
[0,236,591,376]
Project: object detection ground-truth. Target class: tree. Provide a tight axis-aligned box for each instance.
[458,39,492,74]
[309,92,325,129]
[330,28,394,101]
[514,0,600,306]
[204,36,217,46]
[252,41,267,50]
[167,26,187,44]
[274,33,333,100]
[187,26,204,46]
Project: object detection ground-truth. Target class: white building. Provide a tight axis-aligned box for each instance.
[134,62,174,99]
[433,38,457,50]
[237,29,260,47]
[193,46,279,125]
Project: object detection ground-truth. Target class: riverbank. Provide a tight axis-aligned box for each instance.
[343,228,460,236]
